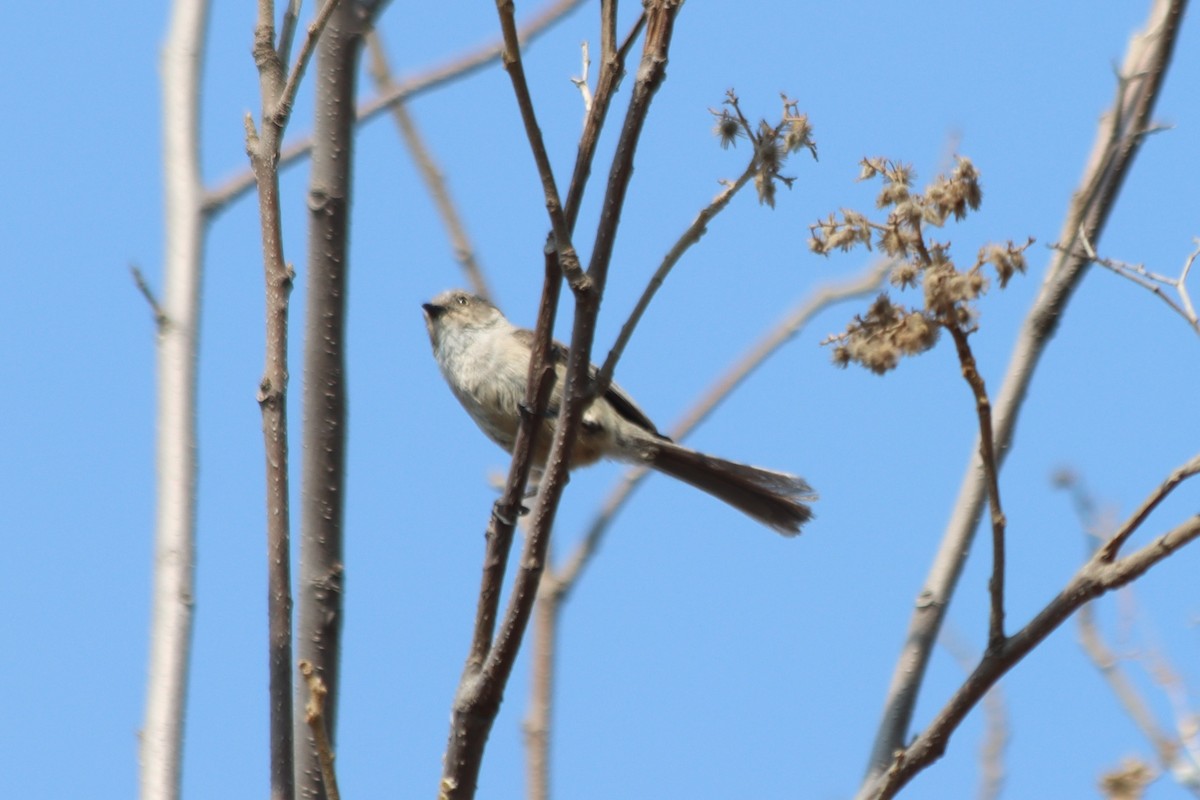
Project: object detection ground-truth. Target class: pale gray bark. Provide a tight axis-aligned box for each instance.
[141,1,208,798]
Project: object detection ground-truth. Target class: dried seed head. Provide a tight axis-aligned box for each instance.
[712,110,741,149]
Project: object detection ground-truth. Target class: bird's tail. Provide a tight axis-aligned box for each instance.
[648,441,816,536]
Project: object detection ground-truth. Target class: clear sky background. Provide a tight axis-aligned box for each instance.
[3,1,1199,798]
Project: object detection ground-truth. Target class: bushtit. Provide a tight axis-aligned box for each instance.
[421,289,816,535]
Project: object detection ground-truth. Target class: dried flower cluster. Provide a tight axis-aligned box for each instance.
[711,90,817,207]
[810,157,1032,373]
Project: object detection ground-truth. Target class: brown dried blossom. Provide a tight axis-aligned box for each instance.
[814,157,1032,373]
[710,91,817,206]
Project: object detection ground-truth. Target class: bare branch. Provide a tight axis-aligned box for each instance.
[430,2,647,749]
[561,8,647,231]
[518,23,663,791]
[1074,233,1200,335]
[523,573,561,800]
[1078,592,1183,782]
[594,85,820,392]
[579,0,680,304]
[489,0,684,671]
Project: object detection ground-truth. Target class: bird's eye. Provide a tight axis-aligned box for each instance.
[455,294,468,306]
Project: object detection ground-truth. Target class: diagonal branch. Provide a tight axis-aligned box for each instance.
[492,0,585,288]
[596,156,760,391]
[865,450,1200,799]
[1098,454,1200,561]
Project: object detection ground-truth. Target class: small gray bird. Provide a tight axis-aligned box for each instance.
[421,289,816,535]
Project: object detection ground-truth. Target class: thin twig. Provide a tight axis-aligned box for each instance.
[1143,648,1200,792]
[276,0,342,127]
[1076,233,1200,335]
[130,263,168,332]
[595,91,815,391]
[476,0,664,676]
[1078,587,1183,781]
[434,11,643,756]
[519,12,651,787]
[596,156,759,392]
[561,7,647,231]
[1065,470,1200,796]
[579,1,679,304]
[440,248,561,800]
[946,325,1007,650]
[249,4,299,799]
[1098,454,1200,561]
[1181,243,1198,320]
[490,0,684,674]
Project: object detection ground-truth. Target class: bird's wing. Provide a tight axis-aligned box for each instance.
[511,327,665,439]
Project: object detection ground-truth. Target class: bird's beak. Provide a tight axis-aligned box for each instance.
[422,302,443,320]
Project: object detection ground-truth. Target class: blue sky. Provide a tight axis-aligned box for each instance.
[3,1,1199,798]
